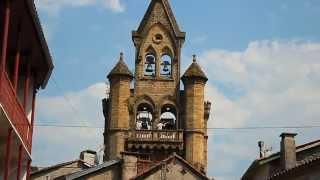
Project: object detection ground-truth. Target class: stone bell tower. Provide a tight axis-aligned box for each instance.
[103,0,211,173]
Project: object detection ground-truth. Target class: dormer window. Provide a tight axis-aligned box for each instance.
[144,54,156,76]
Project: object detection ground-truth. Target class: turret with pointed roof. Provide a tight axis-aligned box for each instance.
[182,55,208,82]
[105,52,133,161]
[107,52,133,79]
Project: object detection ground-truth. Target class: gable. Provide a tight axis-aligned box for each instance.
[141,161,205,180]
[139,1,173,36]
[132,154,210,180]
[133,0,185,47]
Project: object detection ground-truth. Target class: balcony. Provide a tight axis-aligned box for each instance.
[126,130,184,150]
[0,73,31,152]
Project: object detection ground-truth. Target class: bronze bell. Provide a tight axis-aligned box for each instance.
[162,61,171,72]
[146,63,153,72]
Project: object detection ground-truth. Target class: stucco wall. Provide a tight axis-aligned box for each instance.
[144,162,203,180]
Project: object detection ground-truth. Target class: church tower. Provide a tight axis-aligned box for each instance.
[103,0,211,173]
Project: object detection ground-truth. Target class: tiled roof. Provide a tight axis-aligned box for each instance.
[107,53,134,79]
[182,56,208,82]
[242,138,320,180]
[267,154,320,179]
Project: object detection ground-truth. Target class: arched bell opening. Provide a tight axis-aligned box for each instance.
[157,104,177,130]
[136,103,153,130]
[160,54,172,77]
[144,53,156,77]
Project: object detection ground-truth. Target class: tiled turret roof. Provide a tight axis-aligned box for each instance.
[107,52,134,79]
[182,55,208,82]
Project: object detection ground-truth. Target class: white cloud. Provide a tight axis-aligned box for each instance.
[33,82,108,166]
[200,40,320,179]
[32,40,320,179]
[35,0,125,16]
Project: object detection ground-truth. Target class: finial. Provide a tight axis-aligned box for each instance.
[119,52,124,61]
[192,54,197,62]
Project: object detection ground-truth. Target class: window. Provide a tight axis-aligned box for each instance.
[144,54,156,76]
[153,33,163,44]
[160,55,172,77]
[136,103,153,130]
[158,104,176,130]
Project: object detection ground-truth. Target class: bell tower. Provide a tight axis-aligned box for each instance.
[132,0,185,107]
[103,0,211,174]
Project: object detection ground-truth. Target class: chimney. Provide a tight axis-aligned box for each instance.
[80,150,97,167]
[280,133,297,170]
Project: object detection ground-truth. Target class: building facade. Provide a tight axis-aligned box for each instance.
[103,0,211,176]
[31,151,97,180]
[0,0,53,179]
[242,133,320,180]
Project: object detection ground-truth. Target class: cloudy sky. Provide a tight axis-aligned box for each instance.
[32,0,320,179]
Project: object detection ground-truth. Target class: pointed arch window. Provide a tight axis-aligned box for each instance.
[144,54,156,77]
[158,104,177,130]
[136,103,153,130]
[160,54,172,77]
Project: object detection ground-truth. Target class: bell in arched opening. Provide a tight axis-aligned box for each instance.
[144,54,156,76]
[160,55,172,77]
[158,105,177,130]
[161,60,171,72]
[136,103,153,130]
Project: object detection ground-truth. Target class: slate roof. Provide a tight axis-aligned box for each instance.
[131,153,210,180]
[182,56,208,82]
[107,53,134,79]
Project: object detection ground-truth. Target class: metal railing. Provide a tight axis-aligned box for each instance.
[0,73,31,152]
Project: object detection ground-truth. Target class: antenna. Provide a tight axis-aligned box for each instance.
[96,145,106,164]
[258,141,272,158]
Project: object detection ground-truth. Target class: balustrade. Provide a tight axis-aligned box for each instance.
[0,73,31,152]
[129,130,183,142]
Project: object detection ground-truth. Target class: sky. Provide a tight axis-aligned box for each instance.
[32,0,320,179]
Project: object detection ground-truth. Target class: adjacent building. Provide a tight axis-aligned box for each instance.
[0,0,53,179]
[31,151,96,180]
[242,133,320,180]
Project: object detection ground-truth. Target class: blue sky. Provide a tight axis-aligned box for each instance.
[33,0,320,179]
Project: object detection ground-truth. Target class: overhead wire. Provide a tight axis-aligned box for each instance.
[40,79,320,132]
[44,77,95,132]
[33,123,320,130]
